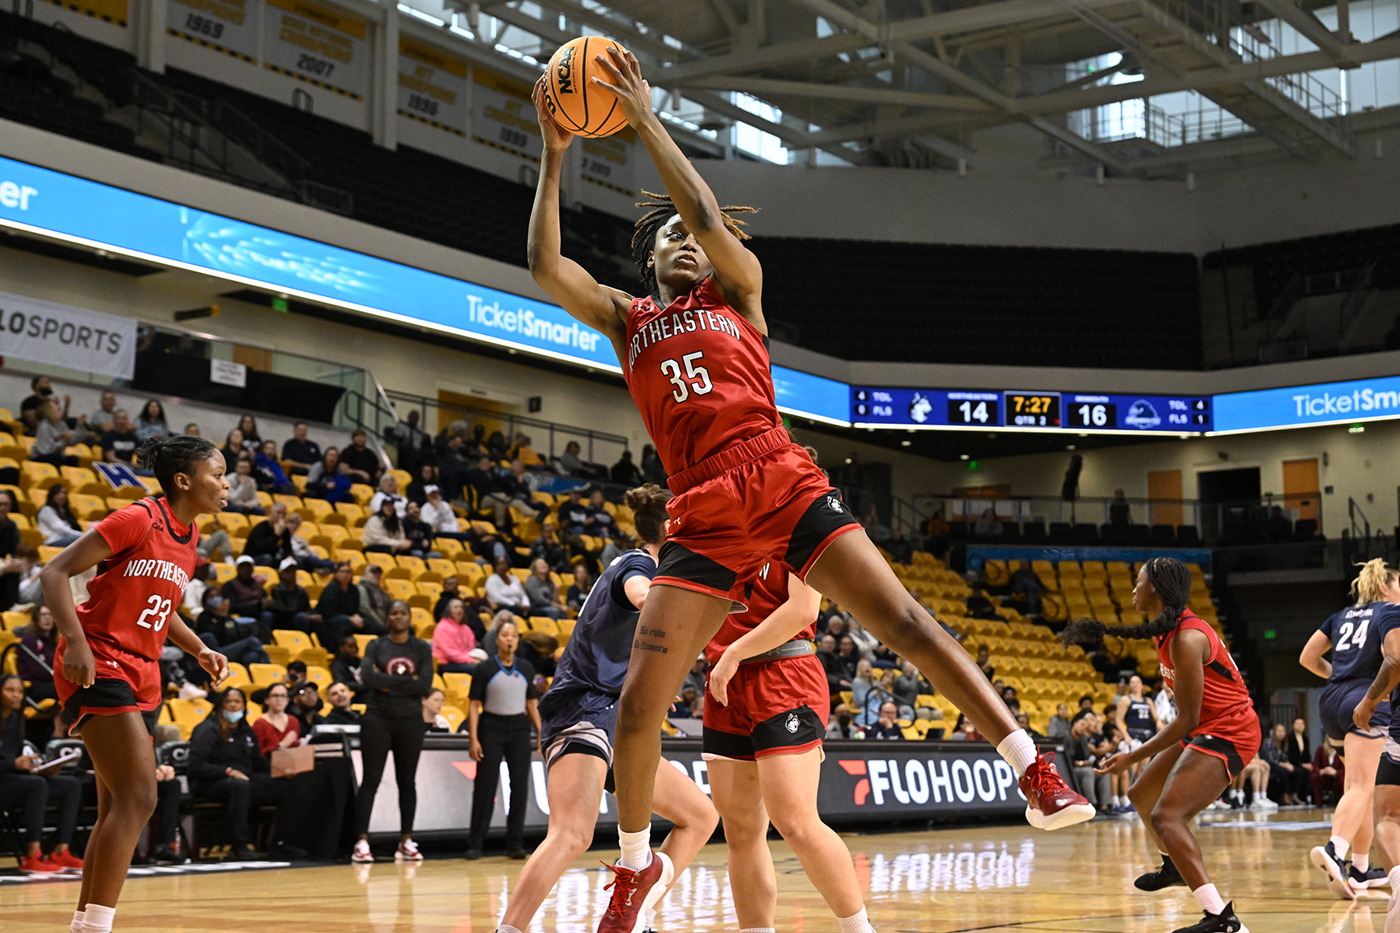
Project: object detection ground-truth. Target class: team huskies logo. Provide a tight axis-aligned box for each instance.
[826,496,843,513]
[909,392,932,424]
[556,45,576,94]
[785,712,800,734]
[386,657,418,676]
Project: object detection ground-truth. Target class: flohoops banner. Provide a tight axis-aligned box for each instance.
[0,289,137,380]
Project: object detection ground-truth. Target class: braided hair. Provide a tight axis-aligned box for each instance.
[1062,556,1194,645]
[136,435,220,496]
[631,190,757,296]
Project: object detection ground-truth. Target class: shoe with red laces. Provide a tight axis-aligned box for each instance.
[47,849,83,871]
[1020,752,1096,831]
[596,851,673,933]
[18,853,63,874]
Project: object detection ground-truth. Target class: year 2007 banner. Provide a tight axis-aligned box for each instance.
[264,0,368,98]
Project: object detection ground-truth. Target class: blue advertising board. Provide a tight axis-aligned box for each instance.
[1214,375,1400,433]
[0,156,853,425]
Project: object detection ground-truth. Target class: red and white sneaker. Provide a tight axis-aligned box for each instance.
[47,849,84,871]
[395,838,423,862]
[1020,752,1095,831]
[351,839,375,864]
[596,851,673,933]
[17,853,63,874]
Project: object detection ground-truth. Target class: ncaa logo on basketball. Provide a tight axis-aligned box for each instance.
[556,45,576,94]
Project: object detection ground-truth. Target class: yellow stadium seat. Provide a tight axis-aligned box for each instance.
[272,630,314,652]
[216,512,250,535]
[349,484,375,506]
[412,607,435,638]
[440,705,466,732]
[364,552,398,572]
[385,579,416,602]
[248,663,287,687]
[433,537,465,560]
[19,461,59,490]
[335,502,366,526]
[305,666,332,689]
[2,610,30,630]
[223,663,252,689]
[389,556,425,580]
[529,617,561,638]
[456,562,485,588]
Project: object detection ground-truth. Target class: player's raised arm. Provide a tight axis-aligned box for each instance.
[590,48,763,311]
[527,77,632,347]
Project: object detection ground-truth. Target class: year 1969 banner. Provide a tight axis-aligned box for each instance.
[166,0,260,62]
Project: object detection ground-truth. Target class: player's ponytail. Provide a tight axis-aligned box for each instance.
[1063,557,1193,645]
[625,483,671,546]
[137,435,220,496]
[1352,557,1397,606]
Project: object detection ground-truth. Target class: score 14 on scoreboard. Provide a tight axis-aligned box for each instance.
[850,387,1212,433]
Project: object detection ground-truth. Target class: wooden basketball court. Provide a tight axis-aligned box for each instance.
[2,810,1383,932]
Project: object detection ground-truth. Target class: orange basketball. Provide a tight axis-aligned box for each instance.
[544,37,631,138]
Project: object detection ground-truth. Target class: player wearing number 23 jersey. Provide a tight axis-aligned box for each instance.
[625,277,861,605]
[54,497,198,732]
[1316,600,1400,740]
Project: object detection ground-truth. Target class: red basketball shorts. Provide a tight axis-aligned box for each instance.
[655,426,862,607]
[55,639,162,736]
[701,654,830,761]
[1179,708,1260,779]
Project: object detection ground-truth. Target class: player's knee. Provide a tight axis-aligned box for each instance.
[616,689,660,733]
[1149,804,1183,838]
[877,602,928,655]
[768,810,823,849]
[552,821,595,856]
[719,814,766,846]
[121,780,159,819]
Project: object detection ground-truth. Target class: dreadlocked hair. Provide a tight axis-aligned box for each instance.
[1062,556,1194,646]
[631,190,757,296]
[1352,557,1397,606]
[136,435,219,497]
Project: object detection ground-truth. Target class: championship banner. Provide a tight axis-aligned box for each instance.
[471,69,543,162]
[580,127,637,195]
[0,290,137,380]
[167,0,260,63]
[360,738,1059,837]
[263,0,368,99]
[47,0,127,26]
[397,38,469,136]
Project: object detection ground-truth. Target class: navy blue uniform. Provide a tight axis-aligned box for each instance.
[1123,696,1156,742]
[1318,602,1400,741]
[538,549,656,769]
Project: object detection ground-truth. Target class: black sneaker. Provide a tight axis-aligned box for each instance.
[1349,863,1389,889]
[151,845,190,865]
[1309,841,1356,900]
[1135,856,1187,891]
[223,844,259,862]
[1171,901,1249,933]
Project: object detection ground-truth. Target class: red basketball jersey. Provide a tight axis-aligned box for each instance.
[74,497,198,663]
[705,561,817,663]
[1156,610,1252,727]
[624,277,782,475]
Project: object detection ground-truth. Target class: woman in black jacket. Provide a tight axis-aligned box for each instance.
[350,600,434,864]
[0,674,83,873]
[188,688,298,860]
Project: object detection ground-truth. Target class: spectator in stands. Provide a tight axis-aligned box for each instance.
[1313,739,1344,805]
[37,484,82,547]
[19,376,68,433]
[826,703,861,739]
[305,448,351,503]
[392,411,431,473]
[557,488,591,549]
[5,544,42,609]
[101,409,139,464]
[419,486,464,542]
[948,713,984,742]
[866,701,904,740]
[285,513,334,575]
[886,528,913,564]
[921,509,950,557]
[0,674,83,873]
[610,450,641,486]
[1288,717,1312,795]
[281,422,321,475]
[862,506,892,544]
[352,601,434,864]
[189,687,299,861]
[221,429,246,472]
[402,501,438,558]
[223,555,273,636]
[17,606,58,704]
[405,464,436,505]
[181,559,212,624]
[431,578,478,637]
[315,562,383,646]
[358,564,392,631]
[976,644,995,680]
[503,459,549,520]
[817,633,850,693]
[270,558,317,633]
[1067,711,1111,813]
[600,527,631,567]
[322,682,361,725]
[149,727,188,865]
[340,430,381,486]
[485,555,530,615]
[184,423,200,436]
[230,415,259,451]
[369,474,408,518]
[973,508,1003,541]
[507,432,541,469]
[1047,703,1073,741]
[245,502,292,566]
[1008,565,1048,616]
[640,444,666,486]
[1109,489,1131,529]
[465,618,540,860]
[466,456,507,524]
[524,558,566,619]
[1079,695,1095,713]
[225,458,264,515]
[1017,711,1045,742]
[422,687,451,732]
[363,498,414,556]
[135,399,169,443]
[89,390,117,434]
[892,661,924,712]
[281,661,309,692]
[331,636,366,700]
[433,598,478,673]
[253,683,301,756]
[669,685,699,719]
[1262,722,1306,805]
[565,561,592,612]
[197,592,270,668]
[30,401,79,468]
[529,522,569,573]
[290,681,323,734]
[586,490,616,536]
[851,659,877,725]
[254,441,296,495]
[555,440,587,477]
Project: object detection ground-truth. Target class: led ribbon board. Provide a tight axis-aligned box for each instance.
[851,386,1212,433]
[1213,375,1400,434]
[0,156,852,424]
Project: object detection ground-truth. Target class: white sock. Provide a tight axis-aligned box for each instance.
[1389,866,1400,891]
[1192,883,1226,916]
[617,828,651,871]
[497,925,524,933]
[1355,853,1370,872]
[70,911,85,933]
[996,730,1038,776]
[81,905,116,933]
[741,929,776,933]
[1331,835,1351,859]
[837,907,874,933]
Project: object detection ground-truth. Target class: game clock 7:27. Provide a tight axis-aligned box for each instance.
[1005,393,1060,427]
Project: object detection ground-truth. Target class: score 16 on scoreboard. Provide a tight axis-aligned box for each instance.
[850,387,1213,433]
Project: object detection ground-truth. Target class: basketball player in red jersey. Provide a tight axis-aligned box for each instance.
[529,48,1091,932]
[41,436,230,933]
[705,559,874,933]
[1065,558,1256,933]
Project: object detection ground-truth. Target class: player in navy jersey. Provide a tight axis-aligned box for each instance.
[41,437,230,933]
[1351,575,1400,931]
[1300,558,1400,898]
[495,485,716,933]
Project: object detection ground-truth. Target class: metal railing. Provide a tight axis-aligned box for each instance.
[1339,261,1378,335]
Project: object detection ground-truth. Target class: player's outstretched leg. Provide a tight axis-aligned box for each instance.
[805,532,1093,830]
[1127,743,1189,891]
[708,759,778,932]
[1311,731,1383,900]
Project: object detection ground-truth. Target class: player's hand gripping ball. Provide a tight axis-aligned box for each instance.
[541,37,634,138]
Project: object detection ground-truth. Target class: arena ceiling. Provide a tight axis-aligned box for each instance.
[444,0,1400,175]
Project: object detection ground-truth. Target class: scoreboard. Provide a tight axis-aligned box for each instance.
[851,387,1212,434]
